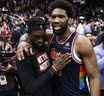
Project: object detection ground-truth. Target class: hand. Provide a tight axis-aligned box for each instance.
[5,42,12,51]
[0,64,13,72]
[52,53,71,74]
[16,41,33,60]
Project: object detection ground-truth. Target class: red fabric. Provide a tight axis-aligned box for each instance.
[1,22,11,37]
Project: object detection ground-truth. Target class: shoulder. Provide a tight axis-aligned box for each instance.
[94,43,104,54]
[94,43,103,50]
[75,35,93,56]
[76,35,91,47]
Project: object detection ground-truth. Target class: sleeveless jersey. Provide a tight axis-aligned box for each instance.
[49,32,90,96]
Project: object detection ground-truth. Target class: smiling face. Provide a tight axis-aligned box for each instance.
[50,8,69,36]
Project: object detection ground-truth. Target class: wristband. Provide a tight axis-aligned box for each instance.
[49,65,58,75]
[51,65,57,73]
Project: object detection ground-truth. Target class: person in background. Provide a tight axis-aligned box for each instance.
[76,16,86,35]
[94,32,104,96]
[84,19,97,46]
[0,24,18,96]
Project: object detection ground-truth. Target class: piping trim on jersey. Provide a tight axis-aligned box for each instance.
[71,33,82,64]
[56,32,73,45]
[48,34,54,46]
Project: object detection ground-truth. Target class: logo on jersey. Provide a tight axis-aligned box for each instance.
[63,42,70,50]
[36,53,50,72]
[50,48,64,61]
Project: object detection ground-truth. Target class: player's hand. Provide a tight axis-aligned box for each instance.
[16,41,33,60]
[52,53,71,73]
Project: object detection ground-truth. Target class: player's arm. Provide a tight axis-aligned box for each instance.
[76,36,100,96]
[16,33,53,61]
[16,53,71,93]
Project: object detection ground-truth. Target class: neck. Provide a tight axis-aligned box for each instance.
[56,27,72,43]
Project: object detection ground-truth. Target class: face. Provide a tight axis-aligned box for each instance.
[50,8,69,36]
[29,31,48,50]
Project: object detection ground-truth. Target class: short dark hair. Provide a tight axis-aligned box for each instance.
[48,0,73,17]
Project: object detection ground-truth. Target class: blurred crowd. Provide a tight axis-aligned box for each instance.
[0,0,104,96]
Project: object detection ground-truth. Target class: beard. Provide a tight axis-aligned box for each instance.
[52,24,68,36]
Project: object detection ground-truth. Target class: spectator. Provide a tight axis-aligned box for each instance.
[0,26,18,96]
[94,32,104,96]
